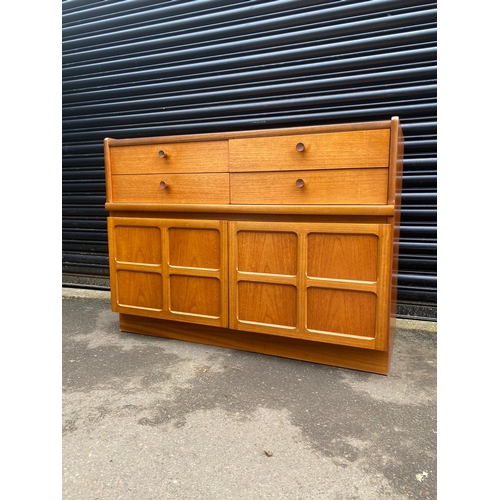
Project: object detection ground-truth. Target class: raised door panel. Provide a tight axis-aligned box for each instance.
[229,221,392,350]
[304,224,392,350]
[166,222,228,327]
[109,222,163,312]
[108,217,228,327]
[237,282,298,328]
[229,223,300,334]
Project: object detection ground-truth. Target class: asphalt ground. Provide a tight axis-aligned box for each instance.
[62,288,437,499]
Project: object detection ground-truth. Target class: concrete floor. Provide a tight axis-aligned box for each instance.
[62,288,437,499]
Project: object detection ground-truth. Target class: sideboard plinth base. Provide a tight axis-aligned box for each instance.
[119,314,391,375]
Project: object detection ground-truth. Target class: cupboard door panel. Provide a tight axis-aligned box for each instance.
[114,226,162,264]
[307,288,377,338]
[237,281,297,328]
[169,276,222,318]
[165,220,228,327]
[168,227,221,269]
[116,271,163,310]
[108,217,228,327]
[307,233,378,281]
[229,221,391,350]
[236,231,297,275]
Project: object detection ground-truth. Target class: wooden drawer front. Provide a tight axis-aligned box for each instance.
[230,168,388,205]
[229,129,390,172]
[109,141,228,174]
[112,173,230,204]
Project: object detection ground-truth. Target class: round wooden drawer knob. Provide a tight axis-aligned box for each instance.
[159,181,168,189]
[296,178,305,188]
[296,142,305,152]
[158,150,168,159]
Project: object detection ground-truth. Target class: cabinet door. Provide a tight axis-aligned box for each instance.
[228,221,392,350]
[108,217,228,327]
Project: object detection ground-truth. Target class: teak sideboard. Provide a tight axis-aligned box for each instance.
[104,117,403,374]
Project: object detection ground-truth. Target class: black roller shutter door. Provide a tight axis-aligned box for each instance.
[62,0,437,321]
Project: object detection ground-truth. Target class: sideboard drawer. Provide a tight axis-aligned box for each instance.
[111,173,230,204]
[230,168,388,205]
[109,141,229,174]
[229,129,390,172]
